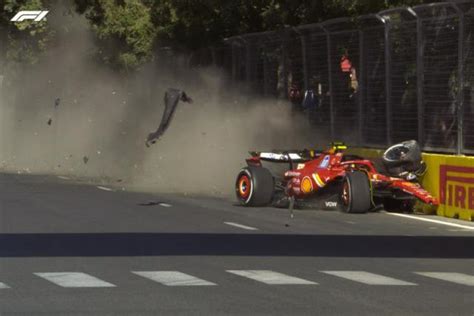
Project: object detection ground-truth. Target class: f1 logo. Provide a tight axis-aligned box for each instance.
[10,11,49,22]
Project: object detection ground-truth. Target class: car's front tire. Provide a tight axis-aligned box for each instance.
[341,171,372,213]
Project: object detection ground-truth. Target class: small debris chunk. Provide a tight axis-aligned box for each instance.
[138,201,162,206]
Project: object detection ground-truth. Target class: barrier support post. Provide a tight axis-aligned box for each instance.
[410,8,425,148]
[358,29,365,146]
[384,19,392,146]
[455,5,465,155]
[294,29,309,91]
[321,26,335,140]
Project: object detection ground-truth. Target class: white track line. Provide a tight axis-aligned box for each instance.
[224,222,258,231]
[159,203,172,207]
[132,271,216,286]
[57,176,70,180]
[35,272,116,288]
[385,213,474,231]
[321,271,416,285]
[0,282,10,289]
[415,272,474,286]
[97,186,113,192]
[227,270,317,285]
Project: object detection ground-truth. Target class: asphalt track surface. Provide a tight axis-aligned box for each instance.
[0,173,473,315]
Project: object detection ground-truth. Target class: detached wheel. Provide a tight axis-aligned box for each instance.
[341,171,372,213]
[235,167,274,206]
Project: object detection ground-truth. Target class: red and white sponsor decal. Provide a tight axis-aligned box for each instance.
[439,165,474,210]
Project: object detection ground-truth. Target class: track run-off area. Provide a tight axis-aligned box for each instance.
[0,173,473,315]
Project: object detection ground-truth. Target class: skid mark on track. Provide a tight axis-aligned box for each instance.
[97,186,113,192]
[224,222,258,231]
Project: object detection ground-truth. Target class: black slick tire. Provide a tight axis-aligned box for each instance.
[341,171,371,213]
[235,167,274,206]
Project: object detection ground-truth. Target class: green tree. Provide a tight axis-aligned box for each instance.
[74,0,156,70]
[2,0,433,71]
[145,0,430,51]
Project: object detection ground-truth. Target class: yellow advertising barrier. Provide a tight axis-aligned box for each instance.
[348,148,474,221]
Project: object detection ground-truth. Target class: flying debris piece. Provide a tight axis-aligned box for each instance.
[54,98,60,108]
[83,156,89,164]
[47,118,52,125]
[145,88,193,147]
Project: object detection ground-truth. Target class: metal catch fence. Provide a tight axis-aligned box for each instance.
[225,1,474,155]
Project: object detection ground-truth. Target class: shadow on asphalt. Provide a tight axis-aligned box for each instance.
[0,233,472,258]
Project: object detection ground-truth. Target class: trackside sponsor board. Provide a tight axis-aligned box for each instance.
[348,148,474,221]
[439,165,474,211]
[423,154,474,221]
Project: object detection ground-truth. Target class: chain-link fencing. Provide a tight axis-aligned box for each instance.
[225,1,474,155]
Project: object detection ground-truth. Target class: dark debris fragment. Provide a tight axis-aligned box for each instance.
[138,201,163,206]
[145,88,192,147]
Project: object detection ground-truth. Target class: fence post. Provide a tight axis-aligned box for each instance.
[262,44,269,96]
[358,29,365,146]
[243,38,253,85]
[322,26,335,139]
[453,4,465,155]
[383,19,392,146]
[411,8,425,148]
[294,28,309,91]
[231,42,238,82]
[373,14,391,146]
[281,31,289,99]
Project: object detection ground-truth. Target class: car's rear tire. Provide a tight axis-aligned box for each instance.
[341,171,372,213]
[235,167,274,206]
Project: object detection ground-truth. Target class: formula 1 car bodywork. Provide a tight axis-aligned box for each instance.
[235,141,439,213]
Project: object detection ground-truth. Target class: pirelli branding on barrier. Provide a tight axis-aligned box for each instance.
[439,165,474,212]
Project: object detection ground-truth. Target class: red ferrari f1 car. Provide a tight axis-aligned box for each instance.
[235,140,439,213]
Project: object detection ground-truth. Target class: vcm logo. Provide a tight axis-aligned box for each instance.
[439,165,474,210]
[10,11,49,22]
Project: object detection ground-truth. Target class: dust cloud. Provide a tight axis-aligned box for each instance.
[0,6,323,198]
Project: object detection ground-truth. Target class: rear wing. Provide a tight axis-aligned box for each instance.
[248,149,323,163]
[246,142,347,167]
